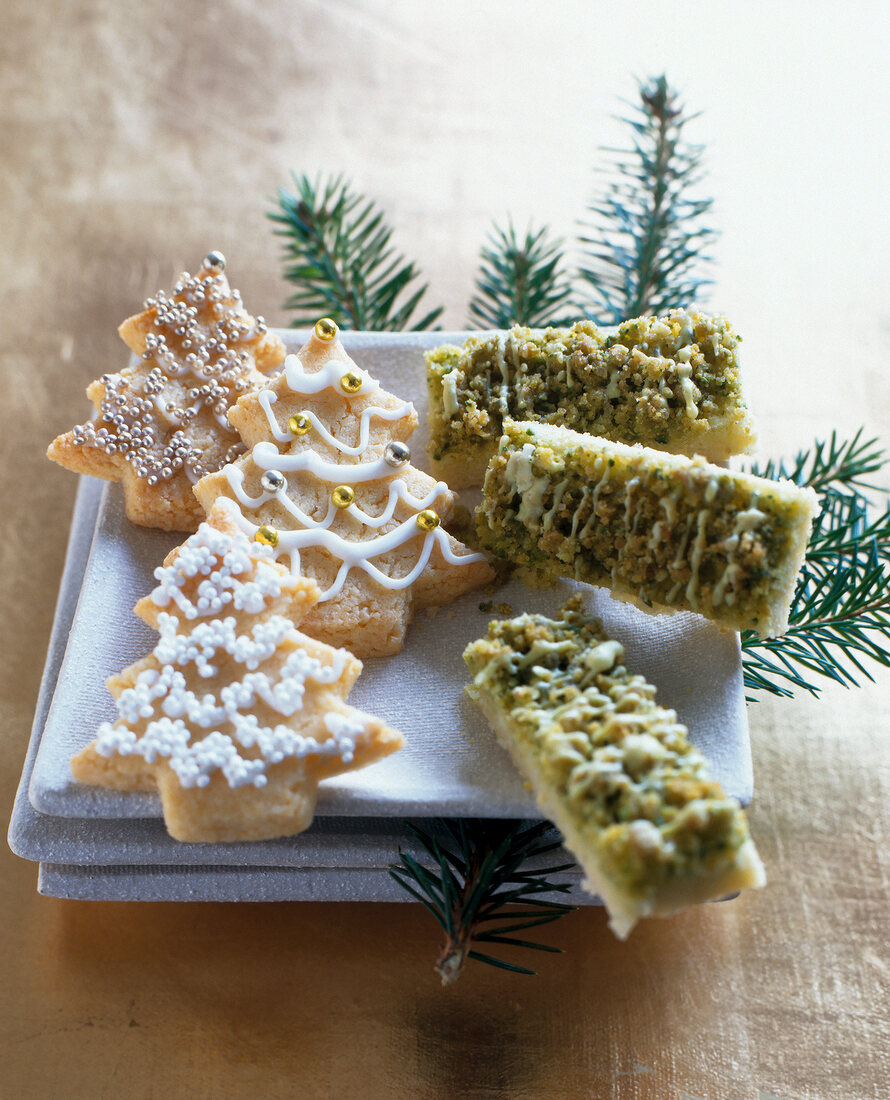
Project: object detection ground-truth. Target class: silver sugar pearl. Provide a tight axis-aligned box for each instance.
[260,469,286,493]
[384,440,411,468]
[202,250,226,273]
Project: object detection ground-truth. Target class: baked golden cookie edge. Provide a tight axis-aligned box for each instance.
[70,499,404,843]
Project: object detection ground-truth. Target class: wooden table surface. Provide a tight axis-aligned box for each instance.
[2,3,888,1097]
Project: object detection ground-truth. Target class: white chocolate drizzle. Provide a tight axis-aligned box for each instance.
[494,334,511,417]
[712,504,766,607]
[685,508,711,609]
[505,443,551,526]
[676,359,701,419]
[442,371,460,419]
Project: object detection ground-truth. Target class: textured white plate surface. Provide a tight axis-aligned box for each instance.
[7,476,588,899]
[27,331,753,823]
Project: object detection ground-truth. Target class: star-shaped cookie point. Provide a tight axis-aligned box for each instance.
[70,498,404,843]
[47,253,286,532]
[193,318,494,657]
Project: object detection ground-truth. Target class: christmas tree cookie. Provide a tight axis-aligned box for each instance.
[476,420,818,637]
[71,499,403,843]
[426,309,756,488]
[48,252,286,531]
[194,319,494,657]
[463,599,765,938]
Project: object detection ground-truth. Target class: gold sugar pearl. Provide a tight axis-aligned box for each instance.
[339,370,363,394]
[331,485,356,509]
[314,317,339,341]
[255,524,280,548]
[416,509,440,532]
[288,411,312,436]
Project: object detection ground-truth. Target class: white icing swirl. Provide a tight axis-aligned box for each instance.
[217,351,486,602]
[258,388,415,454]
[282,355,378,397]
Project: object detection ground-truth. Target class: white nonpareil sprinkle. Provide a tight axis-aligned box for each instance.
[93,520,367,788]
[150,524,284,619]
[153,614,296,678]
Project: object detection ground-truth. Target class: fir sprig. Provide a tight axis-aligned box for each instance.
[468,220,574,329]
[389,819,576,985]
[742,431,890,699]
[749,427,886,497]
[578,75,717,323]
[269,173,443,331]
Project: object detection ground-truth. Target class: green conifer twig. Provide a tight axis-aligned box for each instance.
[389,820,576,985]
[578,75,717,323]
[468,220,574,329]
[268,173,443,331]
[742,431,890,699]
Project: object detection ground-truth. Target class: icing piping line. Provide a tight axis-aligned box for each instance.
[225,463,453,531]
[258,389,415,455]
[226,505,486,602]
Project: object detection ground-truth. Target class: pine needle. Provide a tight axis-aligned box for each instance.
[389,820,576,985]
[468,220,574,329]
[268,173,443,331]
[578,75,717,323]
[742,431,890,699]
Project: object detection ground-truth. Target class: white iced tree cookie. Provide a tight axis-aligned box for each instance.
[71,500,403,842]
[194,318,494,657]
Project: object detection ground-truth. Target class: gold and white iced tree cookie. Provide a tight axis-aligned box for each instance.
[71,499,403,843]
[48,252,286,531]
[463,599,765,938]
[194,319,494,657]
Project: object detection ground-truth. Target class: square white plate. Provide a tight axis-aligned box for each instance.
[27,331,753,824]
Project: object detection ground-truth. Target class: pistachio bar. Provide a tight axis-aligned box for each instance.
[463,600,765,938]
[427,310,756,488]
[476,420,818,637]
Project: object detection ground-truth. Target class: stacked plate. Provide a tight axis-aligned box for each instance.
[8,334,753,903]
